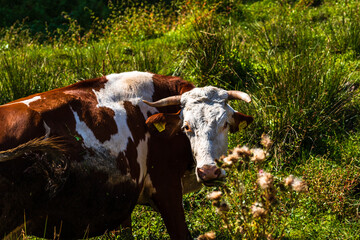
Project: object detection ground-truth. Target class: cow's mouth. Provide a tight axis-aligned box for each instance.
[196,165,227,186]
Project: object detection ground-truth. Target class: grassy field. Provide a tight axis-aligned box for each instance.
[1,0,360,239]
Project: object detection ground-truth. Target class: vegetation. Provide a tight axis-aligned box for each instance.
[1,0,360,239]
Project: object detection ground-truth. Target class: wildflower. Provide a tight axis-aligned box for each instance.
[284,175,294,187]
[251,148,266,163]
[251,202,266,218]
[284,175,308,192]
[207,191,222,201]
[197,231,216,240]
[291,177,308,192]
[233,145,252,157]
[257,171,273,190]
[260,133,273,150]
[222,154,237,167]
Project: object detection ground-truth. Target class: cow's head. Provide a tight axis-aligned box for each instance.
[144,86,253,185]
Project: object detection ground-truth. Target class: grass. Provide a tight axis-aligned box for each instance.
[1,0,360,239]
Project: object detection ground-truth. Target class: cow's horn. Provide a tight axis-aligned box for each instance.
[227,91,252,103]
[143,95,182,107]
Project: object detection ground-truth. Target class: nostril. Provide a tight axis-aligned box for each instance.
[197,168,206,181]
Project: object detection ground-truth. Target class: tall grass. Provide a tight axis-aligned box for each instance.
[185,1,360,165]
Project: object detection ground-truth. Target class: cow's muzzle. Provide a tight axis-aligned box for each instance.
[197,165,226,186]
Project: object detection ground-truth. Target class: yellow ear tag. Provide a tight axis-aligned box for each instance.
[154,122,166,132]
[238,121,247,130]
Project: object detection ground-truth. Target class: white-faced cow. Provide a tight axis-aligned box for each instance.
[0,71,253,239]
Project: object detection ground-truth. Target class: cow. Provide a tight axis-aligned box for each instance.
[0,71,253,239]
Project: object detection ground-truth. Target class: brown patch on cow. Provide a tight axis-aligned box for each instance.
[70,99,117,143]
[65,77,108,92]
[151,74,194,113]
[27,77,117,143]
[65,77,118,143]
[122,101,147,182]
[0,77,116,158]
[0,104,45,150]
[123,101,147,143]
[16,92,82,159]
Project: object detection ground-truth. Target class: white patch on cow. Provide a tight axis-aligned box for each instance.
[70,72,158,157]
[97,71,158,118]
[70,105,132,157]
[137,133,150,183]
[43,121,51,138]
[69,72,158,183]
[180,87,234,175]
[4,95,42,106]
[21,96,41,106]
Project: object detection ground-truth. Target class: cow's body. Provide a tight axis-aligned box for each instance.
[0,71,253,239]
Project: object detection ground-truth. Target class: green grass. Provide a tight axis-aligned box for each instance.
[1,0,360,239]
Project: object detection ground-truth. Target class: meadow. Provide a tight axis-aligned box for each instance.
[1,0,360,239]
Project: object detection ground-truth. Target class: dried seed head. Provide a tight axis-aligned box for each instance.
[233,145,252,157]
[284,175,308,192]
[291,177,308,192]
[222,155,236,167]
[197,231,216,240]
[251,202,266,218]
[257,171,274,190]
[284,175,295,187]
[261,134,273,149]
[217,201,230,214]
[216,156,225,165]
[207,191,222,201]
[251,148,266,163]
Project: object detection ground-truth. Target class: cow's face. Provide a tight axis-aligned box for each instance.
[145,87,253,185]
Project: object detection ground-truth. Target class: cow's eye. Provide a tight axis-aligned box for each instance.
[223,122,228,129]
[182,122,192,132]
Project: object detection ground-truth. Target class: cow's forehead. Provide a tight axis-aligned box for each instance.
[180,86,228,105]
[180,87,232,125]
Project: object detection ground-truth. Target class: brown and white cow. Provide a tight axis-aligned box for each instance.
[0,71,253,239]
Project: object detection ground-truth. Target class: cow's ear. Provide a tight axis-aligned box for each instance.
[230,112,254,133]
[146,111,182,138]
